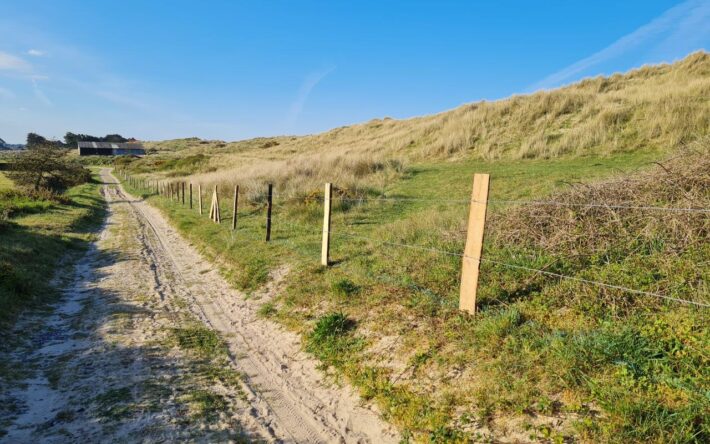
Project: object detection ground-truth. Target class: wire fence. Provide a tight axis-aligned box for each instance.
[119,172,710,311]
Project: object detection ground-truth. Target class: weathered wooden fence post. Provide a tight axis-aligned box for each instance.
[265,184,273,242]
[232,185,239,230]
[189,183,193,209]
[182,182,185,205]
[198,184,203,215]
[321,183,332,266]
[459,173,490,315]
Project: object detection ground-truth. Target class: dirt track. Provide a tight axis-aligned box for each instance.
[0,169,398,443]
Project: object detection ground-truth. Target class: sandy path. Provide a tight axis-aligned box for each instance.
[0,169,398,443]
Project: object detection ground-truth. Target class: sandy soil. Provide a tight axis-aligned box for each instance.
[0,169,398,443]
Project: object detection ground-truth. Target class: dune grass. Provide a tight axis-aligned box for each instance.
[136,52,709,203]
[121,143,708,442]
[0,171,105,330]
[118,53,709,442]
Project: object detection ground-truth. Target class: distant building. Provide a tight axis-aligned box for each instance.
[77,141,145,156]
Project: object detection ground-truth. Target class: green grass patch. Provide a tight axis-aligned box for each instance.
[94,387,135,421]
[0,173,105,330]
[120,148,709,442]
[170,325,227,358]
[181,389,228,421]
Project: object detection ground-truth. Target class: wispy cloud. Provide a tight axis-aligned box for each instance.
[27,49,45,57]
[0,51,31,72]
[287,66,336,127]
[530,0,710,91]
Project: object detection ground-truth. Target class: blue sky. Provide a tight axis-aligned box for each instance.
[0,1,708,144]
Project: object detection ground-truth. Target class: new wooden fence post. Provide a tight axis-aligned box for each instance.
[209,188,214,220]
[232,185,239,230]
[459,173,490,315]
[265,184,273,242]
[210,186,221,223]
[182,182,185,205]
[198,184,203,215]
[321,183,332,266]
[215,186,221,223]
[189,183,193,209]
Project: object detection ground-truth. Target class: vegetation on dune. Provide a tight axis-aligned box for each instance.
[0,154,104,330]
[7,144,92,193]
[137,52,709,201]
[112,53,710,442]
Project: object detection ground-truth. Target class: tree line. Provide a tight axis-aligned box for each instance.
[26,132,135,148]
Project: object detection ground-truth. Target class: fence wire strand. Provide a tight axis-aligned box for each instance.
[331,230,710,309]
[326,196,710,214]
[131,175,709,309]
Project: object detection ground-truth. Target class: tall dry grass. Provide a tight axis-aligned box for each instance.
[146,51,709,197]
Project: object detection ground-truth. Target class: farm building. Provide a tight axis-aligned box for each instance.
[77,141,145,156]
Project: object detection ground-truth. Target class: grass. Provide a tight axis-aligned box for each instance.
[94,387,135,421]
[169,325,226,357]
[0,171,105,330]
[0,172,13,191]
[118,55,710,442]
[181,390,229,421]
[122,145,710,442]
[134,52,708,202]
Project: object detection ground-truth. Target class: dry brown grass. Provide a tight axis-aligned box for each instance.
[145,51,709,198]
[491,137,710,258]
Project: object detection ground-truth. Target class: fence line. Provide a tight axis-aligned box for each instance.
[117,171,709,313]
[330,196,710,214]
[332,230,709,308]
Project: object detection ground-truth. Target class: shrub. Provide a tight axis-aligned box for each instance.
[7,145,91,193]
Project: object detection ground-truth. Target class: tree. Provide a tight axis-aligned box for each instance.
[26,132,48,147]
[7,145,91,192]
[103,134,128,143]
[27,132,64,148]
[63,132,129,147]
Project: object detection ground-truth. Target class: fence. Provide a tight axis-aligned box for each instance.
[116,170,710,313]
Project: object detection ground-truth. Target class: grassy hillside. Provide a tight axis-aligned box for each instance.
[0,169,105,330]
[137,52,708,198]
[119,53,710,442]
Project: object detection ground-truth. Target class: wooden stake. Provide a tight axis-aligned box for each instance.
[232,185,239,230]
[209,188,215,220]
[459,173,490,315]
[265,184,273,242]
[189,183,193,209]
[214,186,221,223]
[198,184,203,215]
[321,183,332,266]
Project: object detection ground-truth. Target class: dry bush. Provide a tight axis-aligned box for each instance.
[489,138,710,258]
